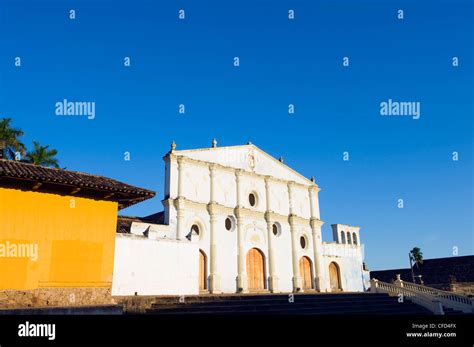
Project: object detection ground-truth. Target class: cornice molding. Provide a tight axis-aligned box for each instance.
[167,154,319,191]
[310,218,325,229]
[162,197,322,226]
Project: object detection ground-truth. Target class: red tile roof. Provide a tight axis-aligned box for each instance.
[0,159,155,209]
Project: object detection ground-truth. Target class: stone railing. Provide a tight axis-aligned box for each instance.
[370,279,444,314]
[370,277,474,315]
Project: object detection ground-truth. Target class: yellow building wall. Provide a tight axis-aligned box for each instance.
[0,187,118,290]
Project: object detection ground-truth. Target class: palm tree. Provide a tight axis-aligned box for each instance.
[25,141,60,168]
[409,247,424,284]
[0,118,26,160]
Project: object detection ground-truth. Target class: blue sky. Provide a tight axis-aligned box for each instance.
[1,0,472,270]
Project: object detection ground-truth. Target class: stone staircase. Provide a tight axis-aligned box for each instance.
[145,292,432,315]
[371,278,474,314]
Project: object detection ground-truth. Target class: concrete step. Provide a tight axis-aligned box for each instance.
[150,293,397,304]
[149,303,425,314]
[149,303,429,315]
[150,297,403,310]
[145,293,432,315]
[153,294,394,307]
[150,293,390,305]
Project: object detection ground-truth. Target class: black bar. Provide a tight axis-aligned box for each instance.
[0,314,472,346]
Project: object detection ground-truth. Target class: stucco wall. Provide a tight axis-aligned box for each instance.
[112,234,198,296]
[322,242,365,292]
[0,187,117,290]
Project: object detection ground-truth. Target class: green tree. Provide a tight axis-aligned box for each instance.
[25,141,60,168]
[409,247,424,284]
[0,118,26,160]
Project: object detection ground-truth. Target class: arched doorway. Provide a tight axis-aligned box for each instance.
[329,262,342,291]
[246,248,265,291]
[199,250,207,291]
[299,256,313,290]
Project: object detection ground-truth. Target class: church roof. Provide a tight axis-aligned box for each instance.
[0,159,155,209]
[117,212,164,233]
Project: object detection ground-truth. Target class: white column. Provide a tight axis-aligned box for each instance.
[177,157,184,198]
[309,185,320,220]
[235,169,247,292]
[309,186,326,292]
[264,176,278,292]
[310,219,324,292]
[176,156,186,240]
[288,182,302,292]
[209,164,216,203]
[207,164,220,293]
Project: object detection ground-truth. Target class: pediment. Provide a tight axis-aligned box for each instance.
[175,144,313,186]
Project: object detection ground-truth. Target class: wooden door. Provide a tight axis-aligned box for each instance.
[199,250,207,291]
[299,256,313,290]
[329,262,341,291]
[246,248,265,291]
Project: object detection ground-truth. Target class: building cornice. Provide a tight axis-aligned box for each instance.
[162,197,321,226]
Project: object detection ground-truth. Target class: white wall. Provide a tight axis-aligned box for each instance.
[212,214,238,293]
[214,170,237,207]
[270,181,290,216]
[112,234,199,296]
[183,164,210,204]
[271,221,294,292]
[322,242,364,292]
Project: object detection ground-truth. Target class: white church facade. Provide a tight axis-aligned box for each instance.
[112,141,369,296]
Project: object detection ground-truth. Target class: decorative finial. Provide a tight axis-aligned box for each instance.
[279,156,284,163]
[247,141,252,145]
[171,141,176,152]
[311,176,315,183]
[212,138,217,148]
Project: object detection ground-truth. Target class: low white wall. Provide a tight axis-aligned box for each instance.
[112,234,199,296]
[322,242,365,292]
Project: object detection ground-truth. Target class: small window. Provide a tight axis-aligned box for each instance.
[248,193,257,207]
[224,216,236,232]
[225,217,232,231]
[300,236,307,249]
[347,232,352,245]
[353,233,358,245]
[341,231,346,244]
[272,223,281,237]
[191,224,200,236]
[186,224,201,241]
